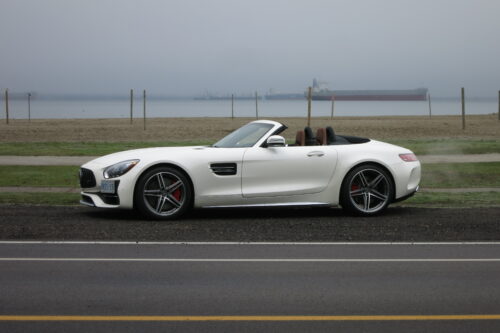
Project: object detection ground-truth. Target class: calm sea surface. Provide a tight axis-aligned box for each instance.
[2,98,497,119]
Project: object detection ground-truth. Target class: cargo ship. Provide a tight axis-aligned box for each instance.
[309,79,428,101]
[194,80,428,101]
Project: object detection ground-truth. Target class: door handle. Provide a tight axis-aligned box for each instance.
[307,151,324,157]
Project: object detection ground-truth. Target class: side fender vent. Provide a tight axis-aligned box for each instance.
[210,163,237,176]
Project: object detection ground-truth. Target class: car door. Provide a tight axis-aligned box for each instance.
[241,145,338,198]
[190,147,246,199]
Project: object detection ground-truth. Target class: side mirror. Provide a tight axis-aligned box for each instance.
[266,135,286,147]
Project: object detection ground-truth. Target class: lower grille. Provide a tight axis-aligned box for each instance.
[80,194,95,206]
[99,194,120,205]
[79,168,96,188]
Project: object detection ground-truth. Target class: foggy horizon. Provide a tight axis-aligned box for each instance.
[1,0,500,98]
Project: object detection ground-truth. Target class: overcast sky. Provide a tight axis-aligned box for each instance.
[1,0,499,97]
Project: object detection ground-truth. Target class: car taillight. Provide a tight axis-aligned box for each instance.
[399,153,418,162]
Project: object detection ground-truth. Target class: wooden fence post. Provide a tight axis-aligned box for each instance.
[307,87,312,127]
[28,93,31,122]
[461,87,465,130]
[330,95,335,119]
[428,93,432,118]
[143,90,146,131]
[255,92,258,119]
[5,89,9,125]
[130,89,134,124]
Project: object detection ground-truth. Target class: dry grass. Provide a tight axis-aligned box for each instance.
[0,114,499,143]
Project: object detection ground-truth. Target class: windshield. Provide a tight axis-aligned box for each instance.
[213,123,274,148]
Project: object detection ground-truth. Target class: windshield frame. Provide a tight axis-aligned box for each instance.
[212,122,275,148]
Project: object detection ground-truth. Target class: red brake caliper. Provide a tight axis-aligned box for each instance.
[351,184,360,192]
[172,188,182,201]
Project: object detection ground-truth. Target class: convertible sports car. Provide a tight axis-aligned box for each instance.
[79,120,420,219]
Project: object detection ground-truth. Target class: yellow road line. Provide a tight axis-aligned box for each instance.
[1,315,500,321]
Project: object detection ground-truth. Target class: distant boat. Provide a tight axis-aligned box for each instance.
[193,80,429,102]
[309,79,428,101]
[311,88,429,101]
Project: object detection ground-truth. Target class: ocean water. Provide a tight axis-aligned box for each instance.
[2,98,498,119]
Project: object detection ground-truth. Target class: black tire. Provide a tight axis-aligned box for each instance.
[340,164,394,216]
[134,166,192,220]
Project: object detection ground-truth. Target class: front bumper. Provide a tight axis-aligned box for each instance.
[79,163,137,209]
[80,191,120,208]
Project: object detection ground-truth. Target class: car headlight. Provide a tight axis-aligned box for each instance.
[103,159,140,179]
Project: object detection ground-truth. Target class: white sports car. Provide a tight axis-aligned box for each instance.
[79,120,420,219]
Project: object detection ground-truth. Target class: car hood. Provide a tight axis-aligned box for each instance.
[82,146,208,168]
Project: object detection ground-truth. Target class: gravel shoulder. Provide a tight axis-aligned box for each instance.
[1,205,500,242]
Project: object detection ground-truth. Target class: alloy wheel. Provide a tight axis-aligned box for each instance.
[348,168,390,214]
[142,171,186,216]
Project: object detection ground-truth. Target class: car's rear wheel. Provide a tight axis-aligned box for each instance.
[134,166,192,220]
[340,164,394,216]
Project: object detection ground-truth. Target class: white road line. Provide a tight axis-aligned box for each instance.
[1,241,500,246]
[1,258,500,262]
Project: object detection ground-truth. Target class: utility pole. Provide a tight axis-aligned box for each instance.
[231,94,234,119]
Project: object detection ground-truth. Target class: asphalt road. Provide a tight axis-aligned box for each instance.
[1,205,500,241]
[1,242,500,332]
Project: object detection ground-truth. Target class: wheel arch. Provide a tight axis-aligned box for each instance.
[339,161,396,204]
[133,162,195,209]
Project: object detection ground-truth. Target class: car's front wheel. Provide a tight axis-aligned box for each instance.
[340,164,394,216]
[134,166,192,220]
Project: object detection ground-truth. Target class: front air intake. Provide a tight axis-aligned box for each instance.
[79,168,96,188]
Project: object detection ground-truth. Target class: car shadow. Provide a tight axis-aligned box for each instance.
[82,205,408,222]
[186,206,409,220]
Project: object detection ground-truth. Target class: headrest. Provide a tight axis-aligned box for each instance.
[326,126,336,144]
[316,128,327,145]
[295,130,305,146]
[304,127,315,146]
